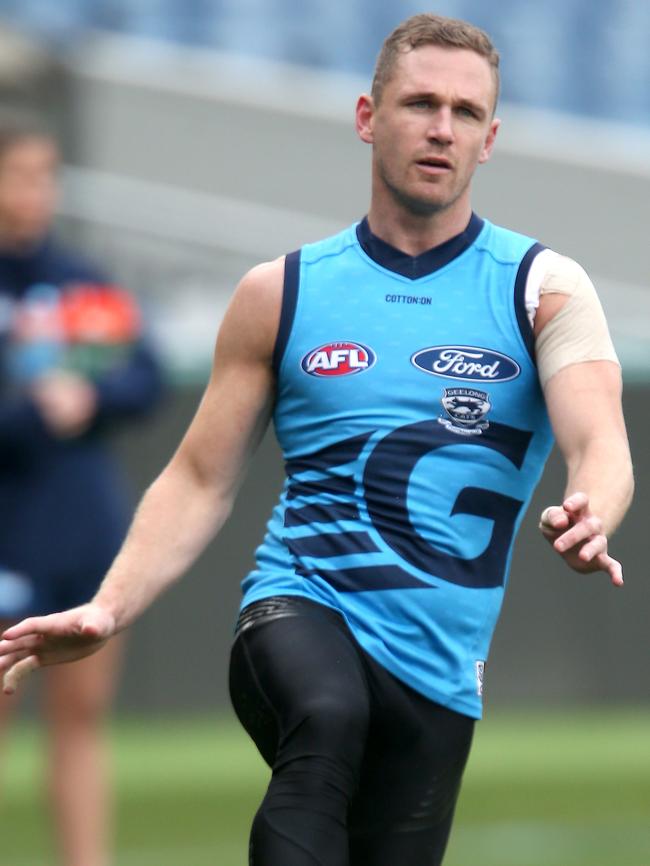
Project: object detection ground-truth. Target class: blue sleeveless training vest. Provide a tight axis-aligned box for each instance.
[240,214,554,718]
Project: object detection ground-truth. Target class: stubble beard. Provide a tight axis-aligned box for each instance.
[376,156,469,219]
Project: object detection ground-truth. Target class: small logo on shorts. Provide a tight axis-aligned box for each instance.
[438,388,491,436]
[475,661,485,697]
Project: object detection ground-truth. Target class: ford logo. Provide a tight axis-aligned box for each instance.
[411,345,520,382]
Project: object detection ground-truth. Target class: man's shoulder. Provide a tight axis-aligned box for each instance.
[476,218,541,263]
[236,257,285,302]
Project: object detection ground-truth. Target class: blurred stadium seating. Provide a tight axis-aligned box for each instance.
[2,0,650,126]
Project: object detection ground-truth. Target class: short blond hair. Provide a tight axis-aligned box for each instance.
[371,13,500,108]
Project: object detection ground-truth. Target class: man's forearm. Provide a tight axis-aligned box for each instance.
[93,461,233,632]
[563,435,634,536]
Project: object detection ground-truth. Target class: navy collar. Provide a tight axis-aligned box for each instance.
[356,213,484,280]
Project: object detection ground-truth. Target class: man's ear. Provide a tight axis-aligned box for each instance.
[355,94,375,144]
[478,117,500,165]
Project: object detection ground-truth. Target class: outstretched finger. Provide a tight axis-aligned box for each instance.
[0,648,33,675]
[0,634,44,657]
[597,553,624,587]
[1,616,51,641]
[3,654,40,695]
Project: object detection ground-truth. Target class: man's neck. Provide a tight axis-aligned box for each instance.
[366,198,473,257]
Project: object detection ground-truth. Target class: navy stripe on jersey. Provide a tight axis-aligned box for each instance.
[285,432,372,476]
[514,242,546,363]
[310,564,435,593]
[272,249,301,376]
[286,476,356,500]
[356,212,484,280]
[286,531,380,558]
[284,502,360,528]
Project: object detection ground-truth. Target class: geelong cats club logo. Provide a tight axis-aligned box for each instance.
[439,388,491,436]
[301,342,376,377]
[411,345,520,382]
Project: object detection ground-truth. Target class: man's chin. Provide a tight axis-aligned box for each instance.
[393,190,452,217]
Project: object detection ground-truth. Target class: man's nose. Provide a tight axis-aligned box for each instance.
[426,107,454,144]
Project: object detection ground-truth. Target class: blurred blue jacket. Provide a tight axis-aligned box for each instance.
[0,234,164,607]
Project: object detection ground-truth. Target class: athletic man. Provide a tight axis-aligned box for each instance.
[0,14,633,866]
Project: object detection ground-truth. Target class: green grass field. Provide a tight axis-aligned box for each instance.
[3,707,650,865]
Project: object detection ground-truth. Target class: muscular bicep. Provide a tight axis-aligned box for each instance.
[170,258,284,496]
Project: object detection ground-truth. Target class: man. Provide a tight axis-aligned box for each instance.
[0,14,633,866]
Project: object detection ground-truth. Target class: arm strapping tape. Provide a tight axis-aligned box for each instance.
[527,251,619,388]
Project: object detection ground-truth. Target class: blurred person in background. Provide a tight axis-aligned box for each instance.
[0,13,634,866]
[0,120,163,866]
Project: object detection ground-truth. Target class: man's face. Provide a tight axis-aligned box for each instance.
[358,45,499,217]
[0,137,59,243]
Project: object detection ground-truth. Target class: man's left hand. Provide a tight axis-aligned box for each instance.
[538,491,623,587]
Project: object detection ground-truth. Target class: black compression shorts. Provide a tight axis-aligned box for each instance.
[229,595,475,866]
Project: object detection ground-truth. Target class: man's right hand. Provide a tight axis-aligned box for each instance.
[0,603,116,695]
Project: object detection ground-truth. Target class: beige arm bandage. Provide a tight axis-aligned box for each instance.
[530,252,619,388]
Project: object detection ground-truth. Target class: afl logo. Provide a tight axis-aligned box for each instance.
[411,345,520,382]
[301,341,376,377]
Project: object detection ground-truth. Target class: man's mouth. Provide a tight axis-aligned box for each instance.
[415,157,452,172]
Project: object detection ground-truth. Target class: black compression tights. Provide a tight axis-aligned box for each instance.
[228,598,475,866]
